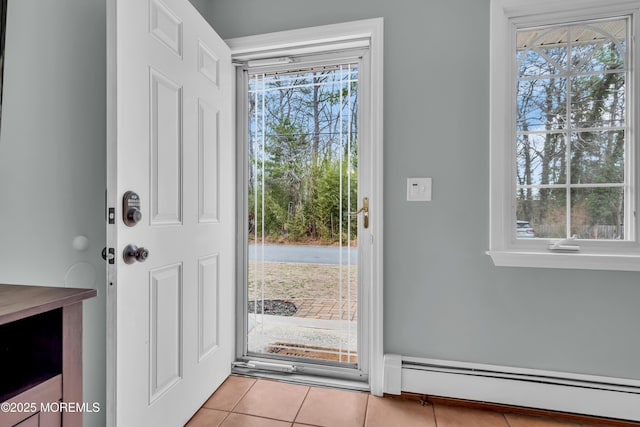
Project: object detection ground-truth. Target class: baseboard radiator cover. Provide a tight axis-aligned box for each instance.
[385,355,640,422]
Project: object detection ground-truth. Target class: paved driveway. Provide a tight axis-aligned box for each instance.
[248,243,358,265]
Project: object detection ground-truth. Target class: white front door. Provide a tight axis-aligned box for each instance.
[106,0,234,425]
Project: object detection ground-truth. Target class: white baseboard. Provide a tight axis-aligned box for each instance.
[384,355,640,422]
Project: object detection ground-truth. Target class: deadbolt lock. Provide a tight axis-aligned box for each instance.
[123,191,142,227]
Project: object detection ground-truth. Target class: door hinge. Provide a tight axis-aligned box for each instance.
[107,207,115,224]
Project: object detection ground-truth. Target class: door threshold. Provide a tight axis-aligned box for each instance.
[231,367,371,392]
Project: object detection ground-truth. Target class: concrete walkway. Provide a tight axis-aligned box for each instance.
[247,313,357,356]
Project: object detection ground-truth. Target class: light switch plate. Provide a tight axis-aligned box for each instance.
[407,177,432,201]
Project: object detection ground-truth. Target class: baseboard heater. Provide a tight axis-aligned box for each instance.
[384,355,640,422]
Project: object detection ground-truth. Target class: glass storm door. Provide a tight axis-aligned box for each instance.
[244,61,362,370]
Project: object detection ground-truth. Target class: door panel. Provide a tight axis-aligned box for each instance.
[150,0,183,56]
[198,254,220,360]
[107,0,234,425]
[149,263,183,402]
[198,100,220,222]
[150,69,183,225]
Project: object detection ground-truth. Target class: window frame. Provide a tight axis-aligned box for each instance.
[488,0,640,271]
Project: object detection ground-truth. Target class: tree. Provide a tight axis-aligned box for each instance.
[248,65,360,244]
[516,24,626,239]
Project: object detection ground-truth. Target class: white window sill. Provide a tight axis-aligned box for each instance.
[487,250,640,271]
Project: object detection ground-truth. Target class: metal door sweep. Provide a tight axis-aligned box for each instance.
[233,360,297,373]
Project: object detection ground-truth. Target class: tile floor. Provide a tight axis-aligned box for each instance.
[185,375,632,427]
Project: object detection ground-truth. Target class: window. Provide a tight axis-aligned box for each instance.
[489,0,640,271]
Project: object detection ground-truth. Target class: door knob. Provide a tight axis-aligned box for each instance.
[123,244,149,264]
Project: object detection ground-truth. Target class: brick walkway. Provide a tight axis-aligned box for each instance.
[292,299,358,321]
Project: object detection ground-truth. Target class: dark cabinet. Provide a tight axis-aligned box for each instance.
[0,285,96,427]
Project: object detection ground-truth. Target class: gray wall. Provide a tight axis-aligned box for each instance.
[0,0,106,425]
[207,0,640,380]
[189,0,210,18]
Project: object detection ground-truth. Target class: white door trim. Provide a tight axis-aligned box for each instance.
[227,18,384,395]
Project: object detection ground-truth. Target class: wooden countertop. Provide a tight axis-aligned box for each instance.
[0,284,97,325]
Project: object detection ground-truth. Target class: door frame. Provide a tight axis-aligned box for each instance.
[227,18,384,395]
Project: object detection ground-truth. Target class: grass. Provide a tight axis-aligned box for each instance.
[248,261,357,301]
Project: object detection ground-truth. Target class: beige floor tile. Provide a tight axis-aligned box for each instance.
[220,413,292,427]
[505,413,581,426]
[203,376,256,411]
[434,404,510,427]
[192,377,629,427]
[232,379,309,422]
[295,387,368,427]
[184,408,228,427]
[365,396,436,427]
